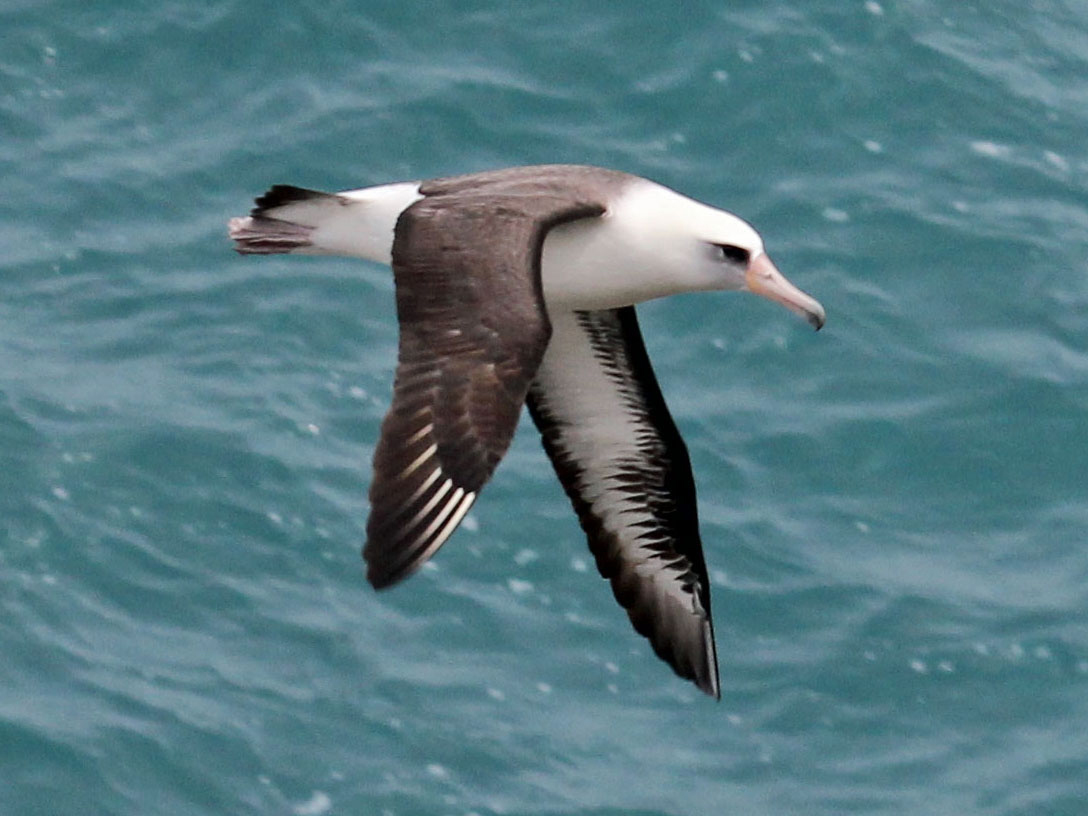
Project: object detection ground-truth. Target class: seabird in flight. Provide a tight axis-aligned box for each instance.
[228,164,824,698]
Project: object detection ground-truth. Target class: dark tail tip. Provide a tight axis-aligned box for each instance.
[252,184,332,216]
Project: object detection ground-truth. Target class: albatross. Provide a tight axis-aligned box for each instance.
[228,164,824,698]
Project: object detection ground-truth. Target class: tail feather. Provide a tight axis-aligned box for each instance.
[228,179,422,262]
[252,184,336,216]
[228,215,314,255]
[230,184,346,255]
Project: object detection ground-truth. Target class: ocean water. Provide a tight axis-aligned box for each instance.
[3,1,1088,813]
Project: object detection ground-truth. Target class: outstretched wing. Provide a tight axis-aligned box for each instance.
[364,192,605,588]
[526,307,720,698]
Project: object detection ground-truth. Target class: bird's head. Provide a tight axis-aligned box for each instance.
[681,197,825,330]
[614,180,826,329]
[708,238,825,330]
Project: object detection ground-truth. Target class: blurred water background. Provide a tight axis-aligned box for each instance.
[3,1,1088,813]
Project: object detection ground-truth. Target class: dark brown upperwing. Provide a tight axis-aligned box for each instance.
[363,190,605,589]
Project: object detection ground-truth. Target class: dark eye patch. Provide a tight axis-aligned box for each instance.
[717,244,750,264]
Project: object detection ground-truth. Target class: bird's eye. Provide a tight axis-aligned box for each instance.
[717,244,750,265]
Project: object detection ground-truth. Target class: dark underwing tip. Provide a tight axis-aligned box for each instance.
[702,630,721,700]
[703,676,721,701]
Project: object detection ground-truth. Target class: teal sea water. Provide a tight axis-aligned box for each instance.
[3,1,1088,813]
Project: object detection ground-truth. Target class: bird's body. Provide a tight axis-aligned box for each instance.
[229,164,824,698]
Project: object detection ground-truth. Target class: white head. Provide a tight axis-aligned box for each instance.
[541,177,825,329]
